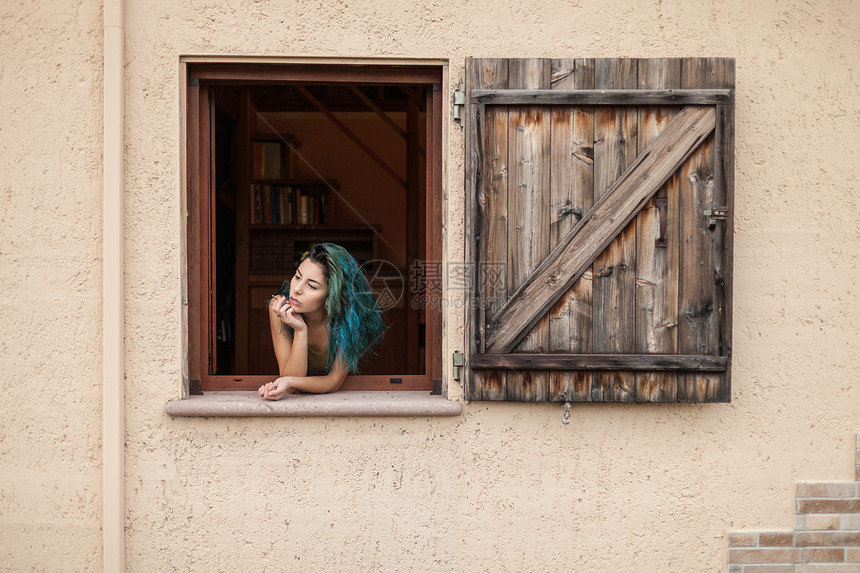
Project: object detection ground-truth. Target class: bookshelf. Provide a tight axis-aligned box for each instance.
[250,181,330,226]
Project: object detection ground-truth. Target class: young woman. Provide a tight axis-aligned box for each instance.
[258,243,384,399]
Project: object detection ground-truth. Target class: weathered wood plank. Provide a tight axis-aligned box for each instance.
[466,58,509,401]
[591,58,638,402]
[678,58,731,402]
[677,139,718,401]
[472,89,732,106]
[717,61,736,403]
[471,353,727,371]
[484,105,716,355]
[507,58,551,401]
[549,58,594,402]
[634,58,681,402]
[463,58,479,399]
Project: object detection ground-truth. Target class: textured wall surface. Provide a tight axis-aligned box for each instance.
[2,0,859,571]
[0,1,105,571]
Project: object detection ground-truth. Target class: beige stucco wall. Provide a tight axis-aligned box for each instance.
[0,1,105,571]
[1,0,858,571]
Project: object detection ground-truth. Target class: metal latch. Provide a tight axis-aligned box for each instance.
[452,351,465,381]
[453,89,466,121]
[704,204,729,229]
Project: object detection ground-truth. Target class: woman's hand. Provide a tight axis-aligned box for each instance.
[270,295,306,332]
[258,377,299,400]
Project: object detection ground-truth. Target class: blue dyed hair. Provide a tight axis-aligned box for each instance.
[277,243,385,373]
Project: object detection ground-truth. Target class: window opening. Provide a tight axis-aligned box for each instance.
[187,65,442,392]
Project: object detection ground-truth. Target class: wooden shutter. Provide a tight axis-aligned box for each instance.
[464,57,735,402]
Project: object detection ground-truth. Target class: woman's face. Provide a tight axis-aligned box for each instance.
[289,258,329,315]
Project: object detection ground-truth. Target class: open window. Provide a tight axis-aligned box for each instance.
[185,63,443,393]
[464,57,735,402]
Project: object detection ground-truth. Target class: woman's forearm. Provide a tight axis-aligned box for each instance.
[287,370,347,394]
[279,328,309,377]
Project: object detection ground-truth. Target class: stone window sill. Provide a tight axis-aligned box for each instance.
[165,391,462,417]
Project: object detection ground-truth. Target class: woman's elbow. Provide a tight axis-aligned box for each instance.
[280,366,307,378]
[318,371,347,394]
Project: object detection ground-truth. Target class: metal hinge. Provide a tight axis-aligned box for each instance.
[452,351,465,381]
[453,88,466,122]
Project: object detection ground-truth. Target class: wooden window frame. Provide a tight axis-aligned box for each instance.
[184,61,444,394]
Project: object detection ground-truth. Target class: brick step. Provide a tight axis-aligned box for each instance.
[727,434,860,571]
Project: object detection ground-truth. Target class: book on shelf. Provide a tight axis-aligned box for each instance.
[296,187,328,224]
[252,183,264,224]
[250,184,328,225]
[313,195,323,224]
[262,184,272,223]
[300,195,308,225]
[279,186,289,224]
[252,141,282,180]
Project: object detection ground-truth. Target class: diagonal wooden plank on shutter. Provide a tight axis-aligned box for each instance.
[484,104,716,354]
